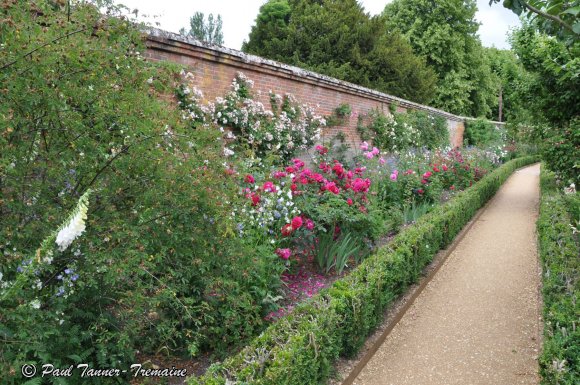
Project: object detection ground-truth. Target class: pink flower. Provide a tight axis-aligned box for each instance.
[417,189,424,195]
[332,162,344,176]
[272,171,287,179]
[450,185,455,190]
[263,181,277,193]
[292,158,305,169]
[352,178,371,193]
[364,151,374,159]
[244,174,255,184]
[325,182,340,194]
[285,166,296,174]
[354,167,365,175]
[291,216,303,230]
[371,147,380,155]
[319,162,331,173]
[315,145,328,155]
[276,248,291,260]
[379,157,386,165]
[347,198,353,206]
[442,165,448,171]
[423,171,432,179]
[312,173,325,183]
[360,141,369,151]
[390,171,398,181]
[291,183,298,192]
[421,179,428,184]
[306,219,315,230]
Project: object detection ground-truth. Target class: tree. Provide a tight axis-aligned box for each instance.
[383,0,497,117]
[489,0,580,42]
[180,11,224,45]
[484,47,535,124]
[243,0,437,104]
[510,24,579,126]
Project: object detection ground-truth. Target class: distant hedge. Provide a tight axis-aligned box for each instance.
[189,156,540,385]
[537,166,579,385]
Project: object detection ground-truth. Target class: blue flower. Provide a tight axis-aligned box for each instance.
[71,274,79,282]
[57,274,63,280]
[64,268,72,275]
[56,287,65,297]
[273,211,281,219]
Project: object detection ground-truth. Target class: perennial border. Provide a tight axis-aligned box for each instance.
[189,156,540,385]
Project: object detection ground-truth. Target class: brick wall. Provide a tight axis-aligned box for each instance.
[145,29,481,149]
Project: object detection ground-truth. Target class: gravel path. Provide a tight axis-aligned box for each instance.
[353,164,542,385]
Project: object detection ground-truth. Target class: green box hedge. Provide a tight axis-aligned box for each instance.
[537,165,579,385]
[189,156,540,385]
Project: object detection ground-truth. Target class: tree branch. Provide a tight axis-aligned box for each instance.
[522,1,577,35]
[0,27,89,71]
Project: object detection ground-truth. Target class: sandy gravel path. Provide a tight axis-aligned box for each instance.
[353,164,542,385]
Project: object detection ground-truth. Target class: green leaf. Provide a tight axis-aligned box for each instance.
[562,6,580,16]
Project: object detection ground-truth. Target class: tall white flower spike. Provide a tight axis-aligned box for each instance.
[55,190,91,252]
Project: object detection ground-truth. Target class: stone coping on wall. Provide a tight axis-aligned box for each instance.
[147,28,504,127]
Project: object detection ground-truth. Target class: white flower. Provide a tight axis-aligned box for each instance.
[30,300,41,309]
[223,147,235,157]
[55,192,90,252]
[0,272,2,282]
[147,78,153,84]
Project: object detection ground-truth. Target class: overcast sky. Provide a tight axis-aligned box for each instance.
[117,0,520,50]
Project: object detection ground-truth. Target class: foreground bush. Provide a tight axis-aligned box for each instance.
[537,166,579,384]
[0,1,281,381]
[190,156,538,385]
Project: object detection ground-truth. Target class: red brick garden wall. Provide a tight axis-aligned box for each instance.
[145,29,468,148]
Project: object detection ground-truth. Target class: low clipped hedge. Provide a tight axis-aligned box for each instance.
[190,156,539,385]
[537,166,579,384]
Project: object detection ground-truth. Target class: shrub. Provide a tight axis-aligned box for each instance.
[464,118,504,147]
[190,156,539,385]
[537,166,579,384]
[359,109,449,153]
[541,119,580,186]
[0,1,281,381]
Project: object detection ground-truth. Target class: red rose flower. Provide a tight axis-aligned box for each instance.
[281,224,293,236]
[347,198,353,206]
[244,174,255,184]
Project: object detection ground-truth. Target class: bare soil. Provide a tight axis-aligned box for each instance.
[351,164,543,385]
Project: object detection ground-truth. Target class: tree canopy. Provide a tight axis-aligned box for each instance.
[383,0,497,117]
[180,11,224,45]
[243,0,437,104]
[490,0,580,42]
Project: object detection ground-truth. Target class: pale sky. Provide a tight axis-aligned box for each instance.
[116,0,520,50]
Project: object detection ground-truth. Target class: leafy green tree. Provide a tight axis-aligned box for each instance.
[383,0,497,117]
[484,47,535,124]
[243,0,437,104]
[489,0,580,42]
[511,24,579,126]
[180,11,224,45]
